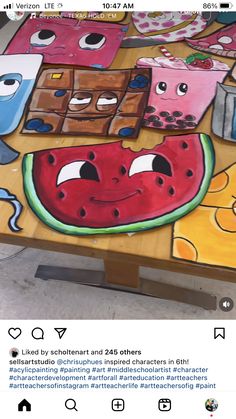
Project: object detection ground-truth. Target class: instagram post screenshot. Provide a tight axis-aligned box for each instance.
[0,0,236,416]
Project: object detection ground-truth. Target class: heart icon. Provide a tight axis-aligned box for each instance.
[8,328,22,339]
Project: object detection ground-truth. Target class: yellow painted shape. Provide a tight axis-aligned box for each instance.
[173,163,236,269]
[172,237,197,261]
[202,164,236,208]
[51,73,63,79]
[215,206,236,232]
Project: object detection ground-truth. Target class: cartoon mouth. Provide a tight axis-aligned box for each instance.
[90,189,142,203]
[66,115,113,120]
[160,98,177,101]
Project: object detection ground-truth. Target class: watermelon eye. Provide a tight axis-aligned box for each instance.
[177,83,188,96]
[57,161,99,185]
[129,154,172,177]
[156,82,167,95]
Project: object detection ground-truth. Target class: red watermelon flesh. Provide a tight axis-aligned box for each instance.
[23,133,214,234]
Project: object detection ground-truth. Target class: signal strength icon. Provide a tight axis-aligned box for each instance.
[4,3,14,9]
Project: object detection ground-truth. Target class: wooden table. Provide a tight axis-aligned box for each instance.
[1,18,235,310]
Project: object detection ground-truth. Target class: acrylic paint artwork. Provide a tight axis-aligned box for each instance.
[186,23,236,58]
[232,62,236,81]
[0,54,43,135]
[173,163,236,269]
[4,17,127,68]
[137,55,229,130]
[22,67,151,139]
[212,83,236,142]
[121,12,214,47]
[22,134,214,235]
[0,188,22,232]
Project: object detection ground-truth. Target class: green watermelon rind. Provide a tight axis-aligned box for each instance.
[22,134,215,235]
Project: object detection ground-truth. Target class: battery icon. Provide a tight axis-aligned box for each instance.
[219,2,233,7]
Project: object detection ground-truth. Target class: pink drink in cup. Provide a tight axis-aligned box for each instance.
[137,56,229,129]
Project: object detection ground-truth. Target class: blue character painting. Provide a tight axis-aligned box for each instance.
[0,54,42,164]
[0,54,42,136]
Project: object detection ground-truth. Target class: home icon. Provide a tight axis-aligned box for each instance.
[18,399,31,412]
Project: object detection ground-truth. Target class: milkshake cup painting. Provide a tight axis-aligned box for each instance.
[137,54,229,130]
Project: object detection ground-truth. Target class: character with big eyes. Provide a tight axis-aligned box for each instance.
[23,67,151,138]
[22,134,214,235]
[137,56,229,130]
[0,54,42,165]
[4,17,127,69]
[0,55,42,136]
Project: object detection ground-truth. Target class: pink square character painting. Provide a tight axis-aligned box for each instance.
[137,56,229,130]
[4,17,128,69]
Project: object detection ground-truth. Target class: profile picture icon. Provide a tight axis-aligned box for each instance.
[205,398,218,412]
[9,348,19,358]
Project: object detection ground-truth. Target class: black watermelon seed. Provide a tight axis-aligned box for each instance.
[148,115,159,122]
[166,116,176,122]
[120,165,126,175]
[186,122,197,127]
[186,169,193,177]
[145,105,156,113]
[58,191,65,199]
[182,141,188,149]
[160,111,170,117]
[166,124,177,129]
[185,114,196,121]
[142,119,150,126]
[153,120,163,127]
[80,208,86,217]
[157,177,164,185]
[173,111,183,117]
[169,186,175,196]
[113,208,120,217]
[48,154,55,164]
[89,151,95,160]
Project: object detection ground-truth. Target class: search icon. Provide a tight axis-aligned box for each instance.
[65,399,78,411]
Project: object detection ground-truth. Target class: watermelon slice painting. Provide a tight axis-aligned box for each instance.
[22,133,215,235]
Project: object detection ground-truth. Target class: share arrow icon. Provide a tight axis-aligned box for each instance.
[54,328,67,339]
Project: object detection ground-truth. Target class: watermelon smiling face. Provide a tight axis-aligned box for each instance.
[22,133,214,235]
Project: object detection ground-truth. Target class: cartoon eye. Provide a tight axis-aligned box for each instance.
[97,97,118,106]
[30,30,56,47]
[0,73,21,101]
[156,82,167,95]
[96,92,118,111]
[129,154,172,177]
[69,97,91,105]
[68,92,92,111]
[79,33,106,50]
[177,83,188,96]
[57,161,99,185]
